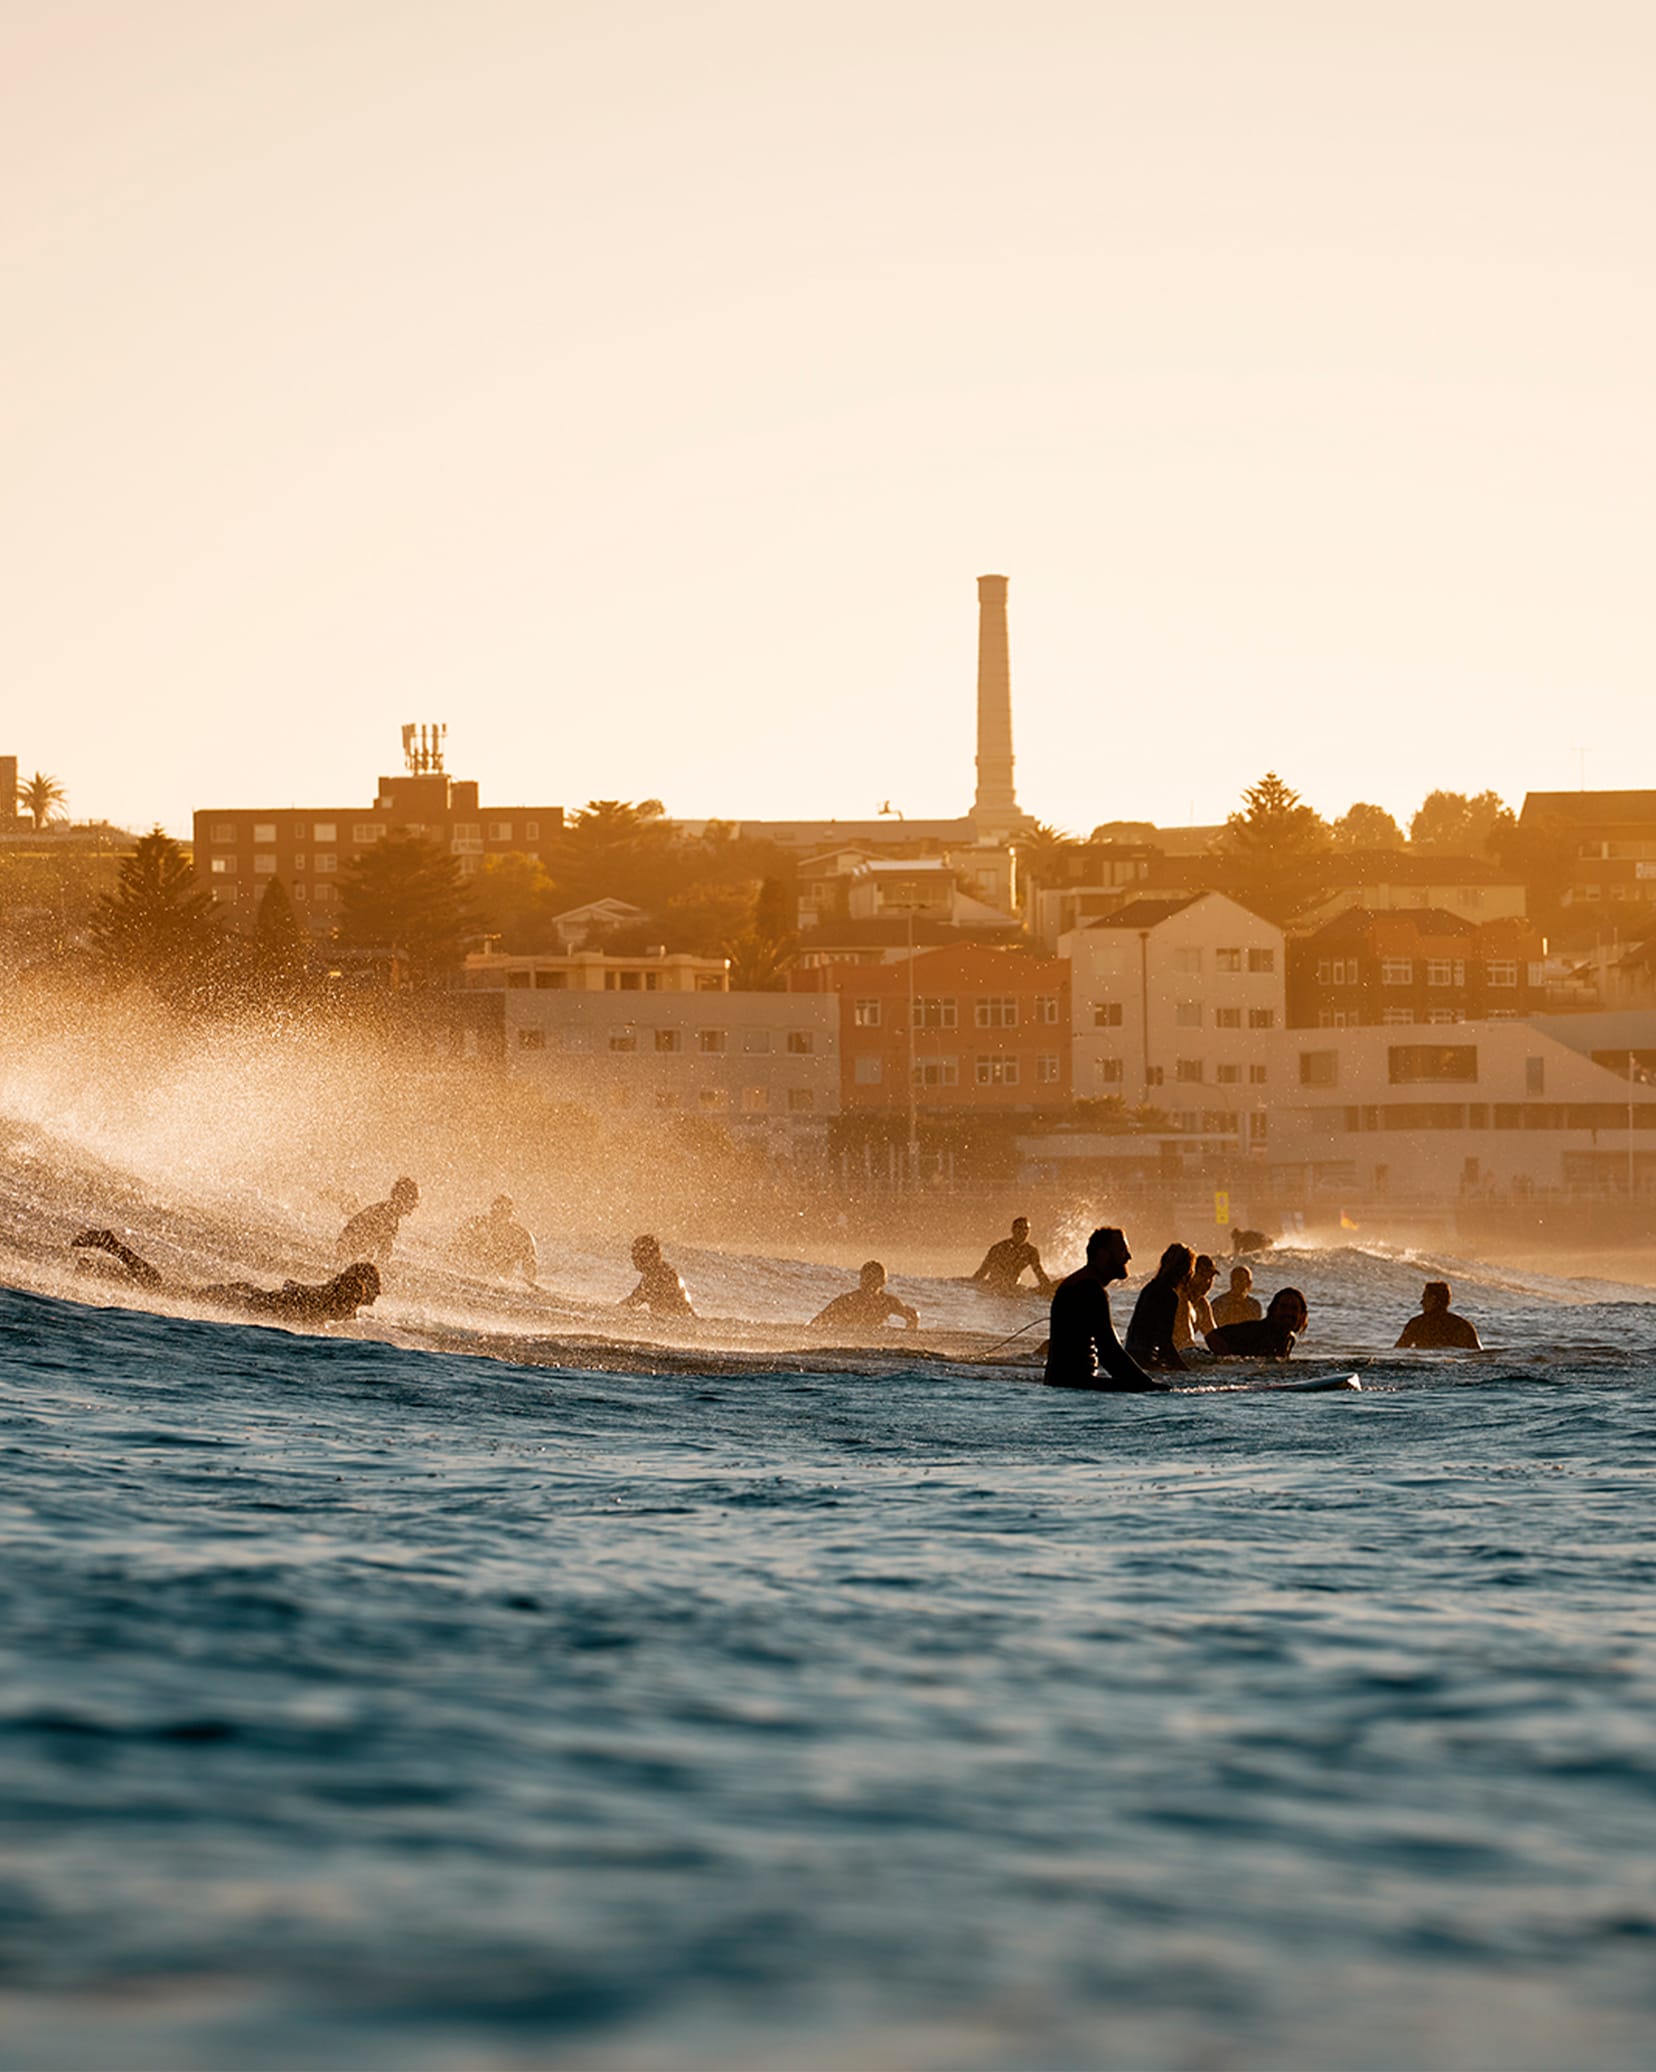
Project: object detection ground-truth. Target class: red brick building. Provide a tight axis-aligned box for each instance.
[791,943,1071,1115]
[1287,908,1545,1028]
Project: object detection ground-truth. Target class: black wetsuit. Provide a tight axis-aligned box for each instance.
[623,1260,695,1317]
[1396,1311,1481,1349]
[336,1200,405,1266]
[1044,1271,1165,1391]
[1125,1276,1186,1371]
[812,1287,916,1333]
[1207,1315,1298,1358]
[972,1238,1050,1297]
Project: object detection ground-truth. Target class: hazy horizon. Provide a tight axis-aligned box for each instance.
[5,0,1654,839]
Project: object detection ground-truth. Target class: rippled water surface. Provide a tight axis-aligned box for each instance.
[3,1248,1656,2069]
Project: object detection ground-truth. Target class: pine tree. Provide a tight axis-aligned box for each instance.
[1216,773,1332,922]
[90,828,223,1004]
[337,830,476,984]
[247,875,311,1001]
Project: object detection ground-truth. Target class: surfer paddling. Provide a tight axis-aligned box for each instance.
[811,1260,919,1335]
[1044,1228,1166,1391]
[969,1217,1054,1297]
[71,1229,380,1325]
[1395,1281,1482,1350]
[1206,1288,1309,1359]
[621,1235,696,1318]
[336,1177,419,1266]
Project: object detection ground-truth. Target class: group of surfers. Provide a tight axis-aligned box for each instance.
[68,1183,1483,1376]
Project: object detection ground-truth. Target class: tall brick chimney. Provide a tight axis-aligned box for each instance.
[971,574,1020,832]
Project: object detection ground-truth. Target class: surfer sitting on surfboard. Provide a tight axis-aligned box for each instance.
[1045,1228,1167,1392]
[1125,1244,1193,1372]
[620,1235,696,1318]
[71,1229,380,1325]
[1206,1288,1308,1359]
[1395,1281,1481,1350]
[811,1260,919,1335]
[969,1218,1054,1297]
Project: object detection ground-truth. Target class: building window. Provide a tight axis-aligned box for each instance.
[609,1028,637,1052]
[1175,1002,1202,1028]
[291,885,307,901]
[786,1030,814,1054]
[1389,1044,1478,1085]
[699,1088,728,1110]
[315,853,337,874]
[1382,1008,1412,1026]
[1426,1009,1462,1025]
[1526,1057,1545,1094]
[293,853,307,872]
[1249,1064,1268,1084]
[655,1029,681,1053]
[1098,1058,1124,1084]
[1173,947,1202,974]
[1202,1110,1239,1135]
[911,1057,959,1088]
[741,1086,769,1112]
[1248,948,1275,973]
[354,824,383,844]
[975,1057,1020,1086]
[1248,1008,1276,1029]
[534,971,567,989]
[1425,959,1464,987]
[311,883,335,904]
[975,997,1019,1029]
[1174,1058,1203,1083]
[743,1028,773,1053]
[1092,1002,1123,1028]
[517,1029,546,1050]
[211,822,234,843]
[1300,1051,1338,1088]
[695,973,725,991]
[1035,995,1059,1024]
[852,999,882,1027]
[787,1088,815,1112]
[489,822,513,842]
[253,823,277,845]
[697,1030,726,1053]
[1036,1054,1061,1083]
[1216,948,1242,972]
[1381,959,1413,986]
[525,821,539,840]
[1486,961,1517,988]
[506,971,532,990]
[253,854,277,875]
[915,998,957,1030]
[1215,1062,1240,1084]
[210,857,235,874]
[312,822,335,843]
[1214,1006,1241,1028]
[853,1056,883,1085]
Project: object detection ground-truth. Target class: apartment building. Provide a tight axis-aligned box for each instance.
[1294,850,1528,930]
[1062,893,1284,1151]
[464,951,728,994]
[1520,789,1656,927]
[194,763,563,934]
[792,943,1070,1117]
[1286,909,1545,1028]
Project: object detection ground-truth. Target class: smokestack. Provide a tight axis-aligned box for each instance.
[971,574,1020,830]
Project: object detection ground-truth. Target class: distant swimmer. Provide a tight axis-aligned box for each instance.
[455,1195,537,1285]
[1395,1281,1482,1350]
[1212,1264,1263,1329]
[336,1177,419,1266]
[621,1234,695,1318]
[969,1217,1054,1297]
[1044,1227,1165,1391]
[1173,1252,1219,1351]
[72,1229,380,1325]
[811,1260,919,1335]
[1207,1288,1309,1359]
[1125,1243,1194,1373]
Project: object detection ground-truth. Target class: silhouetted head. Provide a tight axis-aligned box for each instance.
[1085,1227,1131,1280]
[326,1261,381,1318]
[858,1260,887,1291]
[390,1177,419,1214]
[1190,1254,1217,1292]
[490,1194,515,1218]
[1158,1242,1195,1283]
[1228,1265,1253,1294]
[631,1235,661,1268]
[1011,1217,1029,1241]
[1422,1280,1451,1313]
[1267,1288,1308,1334]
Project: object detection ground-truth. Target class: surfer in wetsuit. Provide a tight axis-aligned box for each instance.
[1125,1243,1193,1372]
[336,1176,419,1266]
[71,1229,380,1324]
[1395,1280,1481,1349]
[1044,1227,1166,1391]
[969,1217,1054,1297]
[455,1195,537,1285]
[1207,1287,1308,1359]
[621,1235,695,1318]
[811,1260,919,1335]
[1212,1264,1263,1328]
[1173,1252,1219,1350]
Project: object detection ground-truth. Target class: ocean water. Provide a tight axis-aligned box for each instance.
[3,1192,1656,2068]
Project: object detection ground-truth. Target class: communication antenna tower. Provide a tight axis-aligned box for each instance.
[401,722,447,775]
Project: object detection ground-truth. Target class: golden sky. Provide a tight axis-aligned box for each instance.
[4,1,1653,838]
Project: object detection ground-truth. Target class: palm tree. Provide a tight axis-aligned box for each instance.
[17,771,65,832]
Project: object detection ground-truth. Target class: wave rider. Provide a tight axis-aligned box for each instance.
[969,1217,1054,1298]
[72,1229,380,1325]
[812,1260,919,1335]
[1044,1228,1166,1391]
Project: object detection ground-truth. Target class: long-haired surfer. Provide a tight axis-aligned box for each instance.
[72,1229,380,1325]
[1206,1288,1309,1359]
[1044,1228,1166,1391]
[1125,1243,1193,1372]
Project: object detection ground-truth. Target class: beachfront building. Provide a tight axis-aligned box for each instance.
[491,982,839,1157]
[1062,893,1284,1152]
[1269,1016,1656,1202]
[1286,909,1546,1029]
[193,735,563,935]
[464,950,729,994]
[790,942,1070,1119]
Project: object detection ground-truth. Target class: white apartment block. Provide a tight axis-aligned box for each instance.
[1062,893,1285,1153]
[496,987,840,1157]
